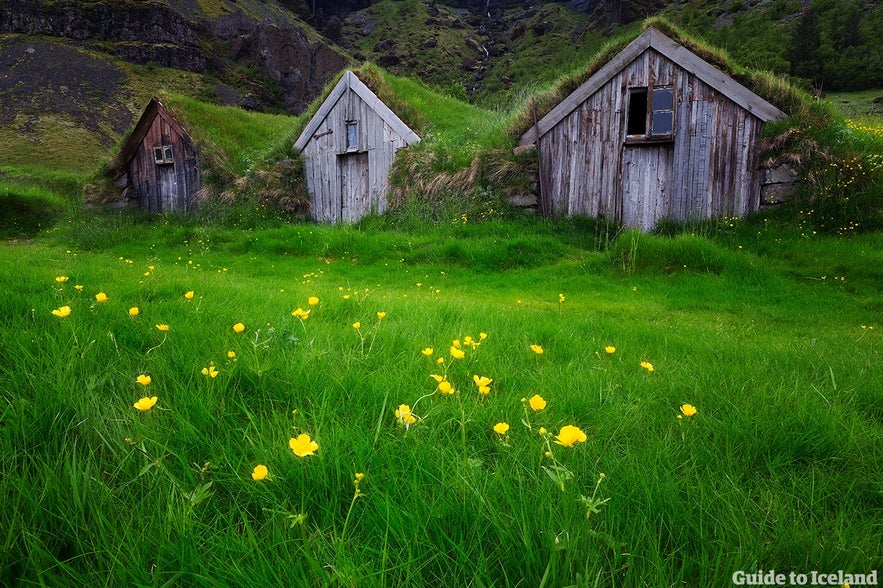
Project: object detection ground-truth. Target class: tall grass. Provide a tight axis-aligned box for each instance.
[1,217,881,585]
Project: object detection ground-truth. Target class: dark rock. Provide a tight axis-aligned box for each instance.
[376,54,401,67]
[532,21,552,35]
[321,16,342,43]
[373,39,395,52]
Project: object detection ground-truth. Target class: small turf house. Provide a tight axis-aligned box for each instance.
[518,26,786,230]
[295,71,420,223]
[121,98,201,214]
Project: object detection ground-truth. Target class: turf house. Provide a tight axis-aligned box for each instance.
[294,70,421,223]
[120,98,202,214]
[517,26,787,231]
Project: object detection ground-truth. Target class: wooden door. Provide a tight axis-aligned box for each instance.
[157,164,178,213]
[621,145,673,230]
[339,152,369,222]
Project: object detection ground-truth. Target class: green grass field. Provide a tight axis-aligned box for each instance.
[1,213,881,586]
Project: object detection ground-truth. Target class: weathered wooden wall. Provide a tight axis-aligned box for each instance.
[300,84,413,223]
[537,48,765,231]
[126,106,200,214]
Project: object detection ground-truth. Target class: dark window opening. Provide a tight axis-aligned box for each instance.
[626,88,648,135]
[345,121,358,151]
[153,145,174,164]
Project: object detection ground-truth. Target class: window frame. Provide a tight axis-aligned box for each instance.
[625,84,675,144]
[344,120,359,153]
[153,144,174,165]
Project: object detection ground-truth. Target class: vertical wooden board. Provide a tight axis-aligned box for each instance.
[657,145,674,225]
[671,72,688,221]
[538,134,553,215]
[567,108,581,214]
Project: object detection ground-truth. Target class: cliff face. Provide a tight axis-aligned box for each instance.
[0,0,349,112]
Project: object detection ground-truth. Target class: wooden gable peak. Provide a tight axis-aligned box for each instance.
[294,70,420,153]
[121,98,193,164]
[518,26,786,147]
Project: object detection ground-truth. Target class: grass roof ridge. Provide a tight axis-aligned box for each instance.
[293,64,429,139]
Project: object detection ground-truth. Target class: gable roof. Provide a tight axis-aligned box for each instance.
[121,98,194,163]
[294,70,420,152]
[517,26,787,147]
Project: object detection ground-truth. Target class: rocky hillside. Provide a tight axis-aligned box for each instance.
[0,0,350,112]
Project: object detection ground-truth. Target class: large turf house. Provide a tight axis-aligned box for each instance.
[518,26,787,230]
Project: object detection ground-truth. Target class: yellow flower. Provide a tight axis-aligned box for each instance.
[184,291,194,299]
[493,422,509,435]
[529,394,547,411]
[554,425,587,447]
[473,375,492,387]
[136,374,151,386]
[479,332,487,340]
[438,380,453,395]
[133,396,157,411]
[227,350,236,359]
[55,276,69,283]
[452,339,461,348]
[74,284,84,291]
[450,346,465,359]
[291,307,310,320]
[640,361,654,372]
[201,364,219,378]
[539,427,547,436]
[51,305,71,318]
[530,344,544,355]
[605,346,616,354]
[233,322,245,333]
[355,472,365,482]
[343,294,351,300]
[680,404,697,417]
[377,311,386,319]
[289,433,319,457]
[436,357,444,365]
[395,404,417,427]
[129,307,139,317]
[559,293,565,303]
[95,292,108,303]
[352,322,361,329]
[421,347,434,357]
[155,324,170,331]
[308,296,319,306]
[251,464,269,480]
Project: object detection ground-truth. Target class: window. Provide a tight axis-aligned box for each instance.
[153,145,174,164]
[345,121,358,152]
[626,85,674,140]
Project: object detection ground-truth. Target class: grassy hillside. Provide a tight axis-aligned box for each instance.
[1,213,881,585]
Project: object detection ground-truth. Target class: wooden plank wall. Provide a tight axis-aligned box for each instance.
[301,87,411,223]
[539,48,766,231]
[128,113,200,214]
